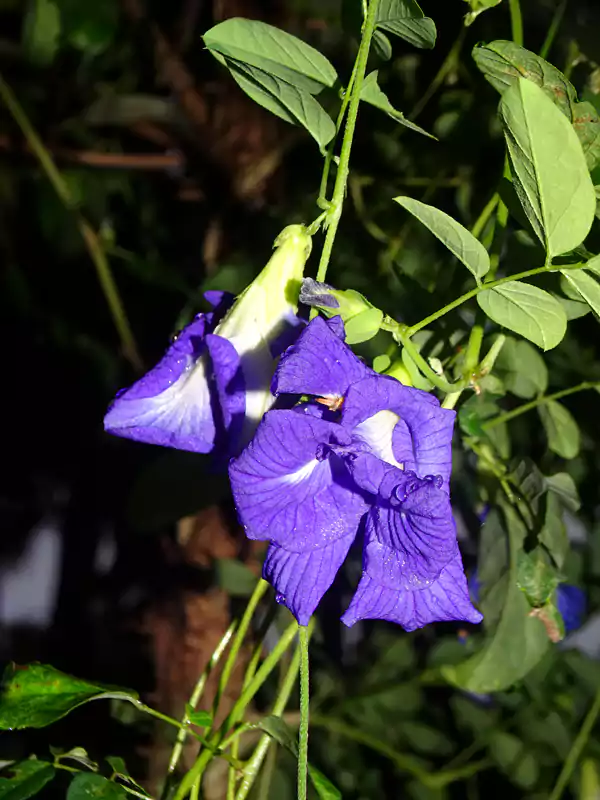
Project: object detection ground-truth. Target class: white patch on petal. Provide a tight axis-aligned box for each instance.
[282,459,319,485]
[354,410,403,469]
[107,354,213,437]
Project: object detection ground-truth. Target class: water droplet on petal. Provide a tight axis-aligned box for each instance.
[275,593,286,605]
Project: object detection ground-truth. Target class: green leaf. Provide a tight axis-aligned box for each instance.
[489,732,539,789]
[477,281,567,350]
[255,717,341,800]
[361,72,435,138]
[472,41,577,119]
[344,307,384,344]
[499,78,596,257]
[545,472,581,512]
[540,493,569,568]
[0,663,138,729]
[50,747,97,772]
[376,0,436,49]
[539,400,580,459]
[307,766,342,800]
[67,774,127,800]
[0,760,55,800]
[517,547,560,607]
[554,291,591,320]
[560,268,600,318]
[394,196,490,281]
[22,0,61,66]
[494,336,548,399]
[443,506,549,693]
[586,253,600,277]
[464,0,502,27]
[215,558,258,598]
[216,57,335,148]
[372,30,392,60]
[203,18,337,94]
[186,707,212,728]
[56,0,117,54]
[255,715,298,754]
[573,101,600,171]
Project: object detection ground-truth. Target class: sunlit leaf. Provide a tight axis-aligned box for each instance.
[0,663,138,730]
[560,268,600,319]
[376,0,436,49]
[394,196,490,280]
[539,400,580,459]
[499,78,595,257]
[477,281,567,350]
[214,56,335,148]
[203,18,337,94]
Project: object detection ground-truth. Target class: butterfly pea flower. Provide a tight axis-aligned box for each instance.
[104,225,311,455]
[556,584,585,633]
[229,316,483,630]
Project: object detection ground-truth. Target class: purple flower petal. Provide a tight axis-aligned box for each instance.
[205,333,244,449]
[229,409,368,550]
[104,315,218,452]
[342,375,455,487]
[342,548,483,630]
[272,316,369,400]
[342,453,457,583]
[264,535,355,625]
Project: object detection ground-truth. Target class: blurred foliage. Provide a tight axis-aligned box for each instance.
[3,0,600,798]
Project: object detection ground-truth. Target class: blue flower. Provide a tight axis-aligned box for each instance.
[104,225,311,455]
[557,584,585,633]
[229,316,483,630]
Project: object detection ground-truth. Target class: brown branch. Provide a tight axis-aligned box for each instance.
[0,134,185,171]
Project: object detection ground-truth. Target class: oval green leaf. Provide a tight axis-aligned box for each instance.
[560,268,600,318]
[0,663,138,730]
[376,0,436,49]
[443,506,549,693]
[477,281,567,350]
[394,196,490,280]
[0,760,55,800]
[203,18,337,94]
[217,58,335,148]
[67,774,127,800]
[494,336,548,398]
[500,78,596,257]
[472,40,577,118]
[361,72,435,138]
[539,400,580,459]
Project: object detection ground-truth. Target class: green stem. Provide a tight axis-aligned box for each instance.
[482,382,600,431]
[213,580,269,718]
[318,60,358,206]
[166,621,237,782]
[470,193,500,241]
[174,622,298,800]
[315,0,380,283]
[0,73,142,373]
[539,0,568,60]
[297,626,310,800]
[408,28,465,122]
[548,687,600,800]
[394,327,463,393]
[508,0,524,46]
[406,264,561,336]
[235,635,306,800]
